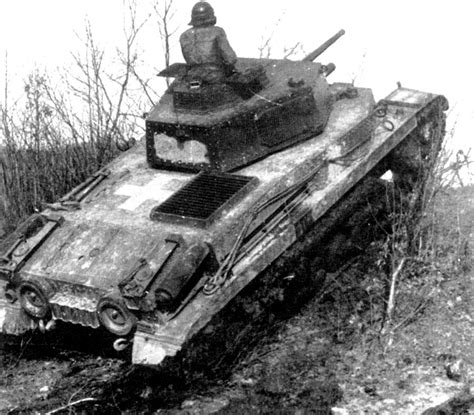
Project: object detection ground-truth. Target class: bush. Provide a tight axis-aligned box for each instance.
[0,3,155,231]
[0,73,119,230]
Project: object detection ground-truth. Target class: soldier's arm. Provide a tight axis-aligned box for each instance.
[179,31,191,64]
[216,28,237,66]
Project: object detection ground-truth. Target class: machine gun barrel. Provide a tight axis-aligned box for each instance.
[303,29,345,62]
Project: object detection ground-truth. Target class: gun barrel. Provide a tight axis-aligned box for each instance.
[303,29,345,62]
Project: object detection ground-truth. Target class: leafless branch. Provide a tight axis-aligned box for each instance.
[154,0,176,81]
[385,257,405,325]
[45,397,98,415]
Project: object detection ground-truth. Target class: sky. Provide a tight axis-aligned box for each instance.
[0,0,472,178]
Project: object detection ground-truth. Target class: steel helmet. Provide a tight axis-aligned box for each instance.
[189,2,216,26]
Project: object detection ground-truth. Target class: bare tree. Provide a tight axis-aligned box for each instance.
[154,0,177,72]
[258,16,302,60]
[0,0,153,229]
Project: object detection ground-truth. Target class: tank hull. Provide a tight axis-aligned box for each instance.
[0,86,448,367]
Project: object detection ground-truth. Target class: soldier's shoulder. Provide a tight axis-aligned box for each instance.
[213,26,226,35]
[180,27,194,40]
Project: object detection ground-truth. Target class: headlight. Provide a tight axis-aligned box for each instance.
[97,296,136,336]
[17,281,50,318]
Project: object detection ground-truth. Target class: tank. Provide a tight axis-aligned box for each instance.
[0,29,448,366]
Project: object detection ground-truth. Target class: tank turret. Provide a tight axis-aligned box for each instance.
[146,30,346,172]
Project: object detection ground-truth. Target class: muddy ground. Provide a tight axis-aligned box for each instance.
[0,186,473,414]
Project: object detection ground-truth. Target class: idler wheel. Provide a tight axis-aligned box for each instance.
[17,280,51,319]
[97,296,136,336]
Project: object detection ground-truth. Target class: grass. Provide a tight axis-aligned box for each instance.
[203,187,472,414]
[1,5,154,232]
[0,71,130,232]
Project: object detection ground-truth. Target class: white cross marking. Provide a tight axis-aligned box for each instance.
[115,174,188,211]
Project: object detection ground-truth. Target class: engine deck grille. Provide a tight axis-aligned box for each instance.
[150,172,257,227]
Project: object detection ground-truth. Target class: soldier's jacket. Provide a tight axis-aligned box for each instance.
[180,25,237,83]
